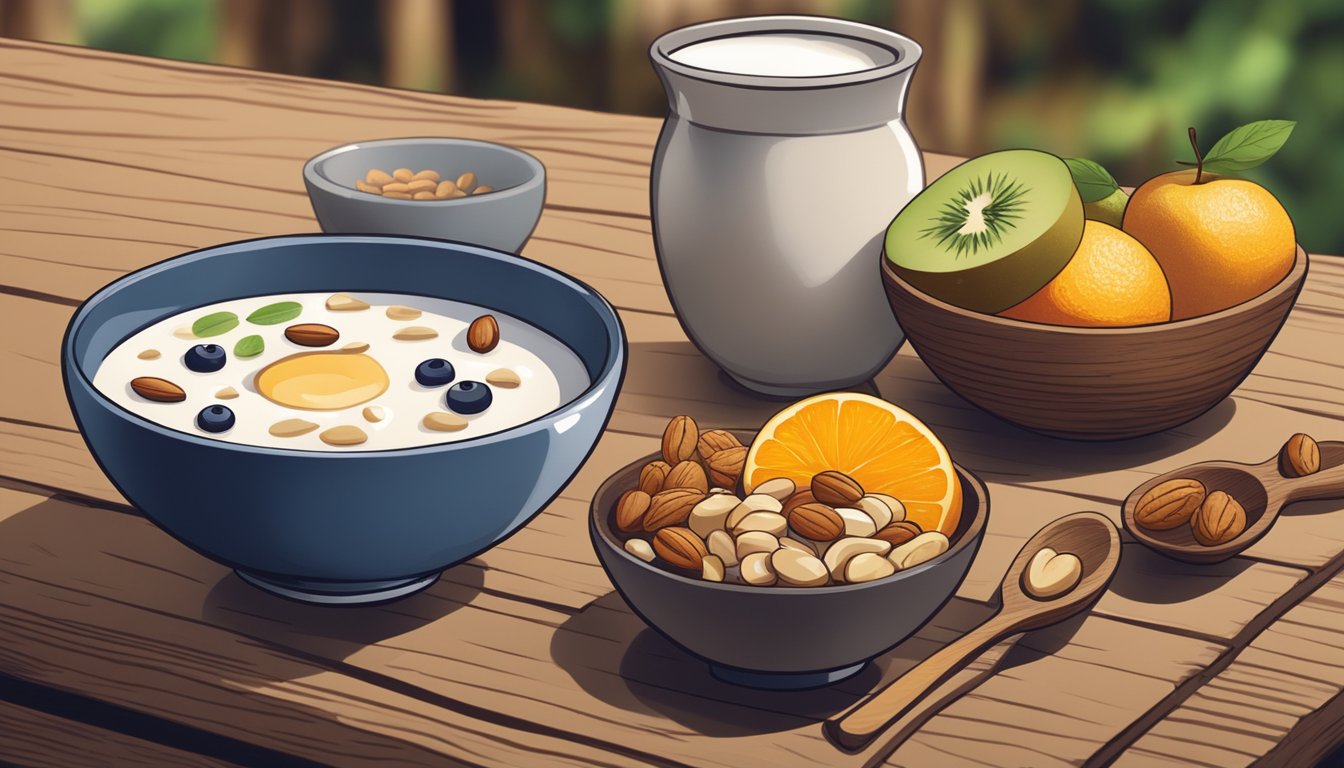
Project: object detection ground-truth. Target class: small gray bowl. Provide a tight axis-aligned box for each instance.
[303,138,545,252]
[590,432,988,689]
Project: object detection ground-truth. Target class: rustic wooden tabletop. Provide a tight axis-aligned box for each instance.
[2,37,1344,768]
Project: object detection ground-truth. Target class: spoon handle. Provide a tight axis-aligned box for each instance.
[825,612,1011,751]
[1284,460,1344,504]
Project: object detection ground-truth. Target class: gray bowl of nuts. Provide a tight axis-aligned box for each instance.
[590,402,989,689]
[303,138,545,252]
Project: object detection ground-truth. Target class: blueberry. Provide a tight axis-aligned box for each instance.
[184,344,226,373]
[415,358,456,387]
[196,404,235,433]
[446,381,492,414]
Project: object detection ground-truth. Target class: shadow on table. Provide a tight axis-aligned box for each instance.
[200,560,484,655]
[549,588,1087,740]
[1105,542,1254,605]
[626,340,1236,483]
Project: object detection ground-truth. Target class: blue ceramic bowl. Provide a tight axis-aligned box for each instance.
[63,235,625,604]
[304,138,546,252]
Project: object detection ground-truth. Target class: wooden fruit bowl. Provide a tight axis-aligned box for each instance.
[880,246,1308,441]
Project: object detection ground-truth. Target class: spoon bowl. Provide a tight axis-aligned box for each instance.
[1002,511,1122,626]
[1123,440,1344,564]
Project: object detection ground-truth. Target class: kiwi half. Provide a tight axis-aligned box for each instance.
[885,149,1084,313]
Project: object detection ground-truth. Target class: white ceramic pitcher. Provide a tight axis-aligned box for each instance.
[649,16,924,396]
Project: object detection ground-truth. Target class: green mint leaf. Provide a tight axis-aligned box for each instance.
[1201,120,1295,173]
[246,301,302,326]
[1065,157,1120,203]
[192,311,239,337]
[234,334,264,358]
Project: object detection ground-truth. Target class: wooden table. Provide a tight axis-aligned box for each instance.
[3,37,1344,767]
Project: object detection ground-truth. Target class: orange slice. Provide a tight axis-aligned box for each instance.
[743,393,962,537]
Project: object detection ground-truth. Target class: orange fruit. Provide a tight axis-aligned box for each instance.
[998,220,1171,327]
[1123,170,1295,320]
[743,393,962,537]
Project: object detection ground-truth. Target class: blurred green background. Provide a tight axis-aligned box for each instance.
[1,0,1339,252]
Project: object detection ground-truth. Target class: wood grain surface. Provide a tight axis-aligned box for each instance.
[3,36,1344,766]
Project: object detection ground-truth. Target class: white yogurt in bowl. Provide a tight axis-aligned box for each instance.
[93,291,590,450]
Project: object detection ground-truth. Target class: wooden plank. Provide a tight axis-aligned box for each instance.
[1117,572,1344,768]
[885,616,1223,768]
[0,483,1231,768]
[0,699,241,768]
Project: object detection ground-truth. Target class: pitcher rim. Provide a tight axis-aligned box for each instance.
[649,14,922,91]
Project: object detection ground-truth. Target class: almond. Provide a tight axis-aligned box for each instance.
[642,488,705,531]
[735,530,779,559]
[386,305,422,320]
[652,527,707,570]
[319,425,367,446]
[467,314,500,353]
[285,323,340,347]
[811,470,864,507]
[393,325,438,341]
[1191,490,1246,547]
[739,551,777,586]
[486,368,521,388]
[706,529,738,566]
[836,507,878,538]
[889,531,950,570]
[325,292,369,311]
[665,460,709,493]
[269,418,318,437]
[731,511,788,537]
[1280,433,1321,478]
[697,429,742,458]
[823,537,891,581]
[661,415,699,464]
[873,520,922,547]
[753,477,796,501]
[638,460,672,495]
[1134,478,1206,531]
[422,412,468,432]
[771,548,829,587]
[705,446,746,489]
[614,489,651,532]
[688,493,739,538]
[788,502,844,542]
[845,552,896,583]
[701,553,726,582]
[130,376,185,402]
[782,488,817,517]
[624,538,655,563]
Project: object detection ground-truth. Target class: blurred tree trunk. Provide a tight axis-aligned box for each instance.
[499,0,565,102]
[381,0,453,92]
[217,0,334,75]
[894,0,985,156]
[0,0,77,44]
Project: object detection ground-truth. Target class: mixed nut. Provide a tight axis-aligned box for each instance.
[1134,433,1322,546]
[355,167,495,200]
[613,415,953,588]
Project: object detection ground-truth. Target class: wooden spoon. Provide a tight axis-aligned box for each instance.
[1123,440,1344,565]
[824,511,1121,752]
